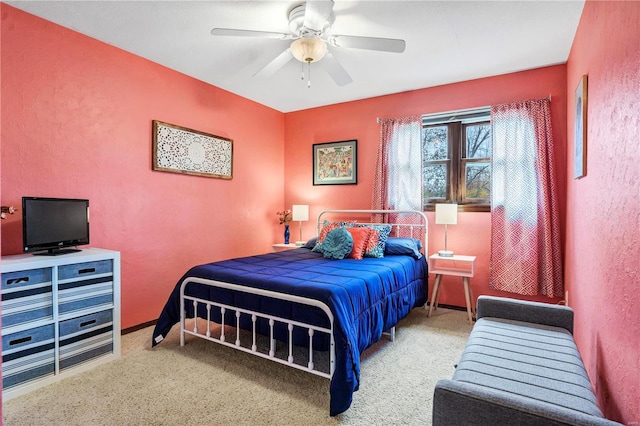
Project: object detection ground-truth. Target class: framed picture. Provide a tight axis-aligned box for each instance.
[313,140,357,185]
[152,120,233,179]
[574,75,587,179]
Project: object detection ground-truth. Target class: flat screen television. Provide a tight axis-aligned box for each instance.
[22,197,90,255]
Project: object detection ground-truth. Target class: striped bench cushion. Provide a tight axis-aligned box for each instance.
[452,317,604,418]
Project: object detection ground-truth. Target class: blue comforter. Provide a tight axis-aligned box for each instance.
[152,248,427,415]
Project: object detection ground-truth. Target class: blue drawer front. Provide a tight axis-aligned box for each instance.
[2,324,55,353]
[59,344,112,371]
[58,260,113,314]
[2,268,52,290]
[58,260,112,280]
[58,276,113,314]
[59,310,113,370]
[3,363,55,389]
[2,324,55,389]
[1,306,54,329]
[59,309,113,337]
[1,268,53,327]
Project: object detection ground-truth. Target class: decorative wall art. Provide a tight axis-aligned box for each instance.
[574,75,587,179]
[313,140,357,185]
[152,120,233,179]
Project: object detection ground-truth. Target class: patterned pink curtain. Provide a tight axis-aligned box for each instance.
[372,116,422,234]
[490,98,563,297]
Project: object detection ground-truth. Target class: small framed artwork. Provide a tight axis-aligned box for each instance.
[152,120,233,179]
[574,75,587,179]
[313,140,357,185]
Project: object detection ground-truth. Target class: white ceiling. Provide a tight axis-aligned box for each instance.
[5,1,584,113]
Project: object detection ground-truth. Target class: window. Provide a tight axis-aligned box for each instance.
[422,109,491,211]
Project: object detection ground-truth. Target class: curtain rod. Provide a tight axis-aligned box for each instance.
[376,95,552,124]
[377,105,490,124]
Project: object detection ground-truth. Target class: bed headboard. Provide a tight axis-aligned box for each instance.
[316,209,428,255]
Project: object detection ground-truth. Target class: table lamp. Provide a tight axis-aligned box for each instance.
[435,203,457,257]
[292,204,309,246]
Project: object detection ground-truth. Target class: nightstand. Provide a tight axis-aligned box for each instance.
[272,243,299,252]
[427,253,476,324]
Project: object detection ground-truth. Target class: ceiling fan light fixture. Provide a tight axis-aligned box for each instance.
[290,37,327,63]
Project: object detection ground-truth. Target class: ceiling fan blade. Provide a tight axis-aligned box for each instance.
[322,51,352,86]
[253,48,294,78]
[303,0,335,32]
[211,28,291,40]
[329,35,406,53]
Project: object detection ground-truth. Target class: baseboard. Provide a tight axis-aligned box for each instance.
[426,302,469,312]
[122,319,157,335]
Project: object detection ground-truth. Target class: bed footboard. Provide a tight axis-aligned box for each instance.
[179,277,336,379]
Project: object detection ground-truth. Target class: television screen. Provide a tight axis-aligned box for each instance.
[22,197,90,255]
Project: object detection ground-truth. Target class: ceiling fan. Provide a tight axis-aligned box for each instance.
[210,0,406,87]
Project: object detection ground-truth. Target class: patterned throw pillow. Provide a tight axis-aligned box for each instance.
[316,220,357,245]
[316,227,354,260]
[363,230,380,256]
[357,224,393,258]
[346,227,373,260]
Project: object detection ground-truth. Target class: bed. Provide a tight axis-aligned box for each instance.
[151,209,428,415]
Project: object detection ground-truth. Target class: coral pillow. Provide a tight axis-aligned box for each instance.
[363,230,380,256]
[346,227,373,260]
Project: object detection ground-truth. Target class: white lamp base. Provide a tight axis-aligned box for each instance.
[438,250,454,257]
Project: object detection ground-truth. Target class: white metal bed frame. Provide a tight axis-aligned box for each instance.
[179,209,428,381]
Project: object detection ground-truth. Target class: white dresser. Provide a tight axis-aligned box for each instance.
[1,248,120,400]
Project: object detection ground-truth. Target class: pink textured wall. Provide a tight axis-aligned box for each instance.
[4,2,638,422]
[565,1,640,423]
[0,5,285,329]
[284,66,568,308]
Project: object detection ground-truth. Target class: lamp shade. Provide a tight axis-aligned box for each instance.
[290,37,327,63]
[435,204,458,225]
[292,204,309,222]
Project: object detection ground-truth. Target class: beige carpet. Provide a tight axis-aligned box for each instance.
[2,307,472,426]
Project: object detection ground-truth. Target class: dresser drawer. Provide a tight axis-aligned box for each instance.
[1,268,53,328]
[59,310,114,370]
[2,268,52,290]
[2,324,55,389]
[58,260,113,314]
[58,260,113,280]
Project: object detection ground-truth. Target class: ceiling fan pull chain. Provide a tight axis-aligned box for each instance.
[301,61,305,81]
[308,61,312,88]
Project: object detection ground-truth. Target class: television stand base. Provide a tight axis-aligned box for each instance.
[33,248,82,256]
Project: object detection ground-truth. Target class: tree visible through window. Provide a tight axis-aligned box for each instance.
[464,123,492,200]
[422,112,491,211]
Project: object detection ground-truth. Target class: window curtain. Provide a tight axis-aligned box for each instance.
[490,98,563,297]
[371,116,422,233]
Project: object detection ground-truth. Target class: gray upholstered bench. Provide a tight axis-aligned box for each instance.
[433,296,622,425]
